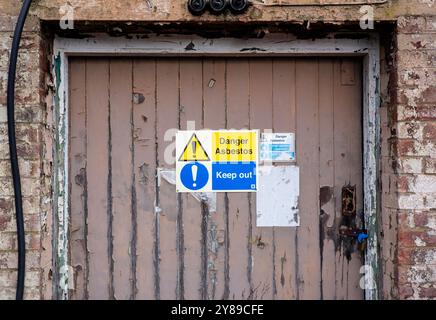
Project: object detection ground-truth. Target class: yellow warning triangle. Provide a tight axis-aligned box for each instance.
[179,133,210,162]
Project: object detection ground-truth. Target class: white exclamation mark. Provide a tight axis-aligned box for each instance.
[192,164,198,188]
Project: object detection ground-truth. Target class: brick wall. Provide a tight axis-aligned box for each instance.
[0,11,51,299]
[0,2,435,300]
[393,16,436,300]
[379,28,399,299]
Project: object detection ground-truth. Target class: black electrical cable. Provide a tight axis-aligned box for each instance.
[7,0,33,300]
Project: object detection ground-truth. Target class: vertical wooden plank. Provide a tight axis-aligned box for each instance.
[179,58,204,300]
[226,59,251,299]
[132,59,157,299]
[272,59,298,300]
[203,59,227,300]
[156,59,179,300]
[86,59,110,299]
[249,59,274,300]
[333,59,345,300]
[345,60,364,300]
[295,59,321,299]
[109,59,134,300]
[318,59,336,300]
[69,58,87,300]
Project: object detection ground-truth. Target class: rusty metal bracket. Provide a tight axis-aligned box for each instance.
[341,184,356,217]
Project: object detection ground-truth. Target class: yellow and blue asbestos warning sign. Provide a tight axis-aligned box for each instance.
[176,130,258,193]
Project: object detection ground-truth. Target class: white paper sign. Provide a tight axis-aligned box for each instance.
[257,166,300,227]
[260,133,296,162]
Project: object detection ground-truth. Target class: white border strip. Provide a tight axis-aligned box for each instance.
[54,34,372,56]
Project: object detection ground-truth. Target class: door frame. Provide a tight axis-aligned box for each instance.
[52,33,381,300]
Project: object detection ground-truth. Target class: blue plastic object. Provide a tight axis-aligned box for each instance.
[357,232,369,243]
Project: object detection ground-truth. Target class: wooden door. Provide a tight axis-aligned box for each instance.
[69,57,363,300]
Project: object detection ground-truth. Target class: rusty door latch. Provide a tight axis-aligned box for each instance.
[339,226,368,251]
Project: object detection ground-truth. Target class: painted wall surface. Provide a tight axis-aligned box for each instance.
[0,0,434,299]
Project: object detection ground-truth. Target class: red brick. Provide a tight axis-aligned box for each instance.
[0,197,13,213]
[395,139,415,156]
[394,139,436,157]
[0,233,14,251]
[424,158,436,173]
[399,284,414,299]
[16,143,40,159]
[422,86,436,104]
[398,157,423,174]
[410,175,436,193]
[0,287,14,300]
[0,286,41,300]
[23,287,41,300]
[0,251,40,269]
[397,50,435,71]
[413,212,431,228]
[397,16,426,34]
[0,270,40,288]
[4,214,41,233]
[423,122,436,140]
[398,266,409,284]
[398,211,408,227]
[0,232,40,251]
[398,247,412,265]
[419,286,436,299]
[397,86,436,106]
[398,105,436,121]
[398,68,436,87]
[17,126,40,144]
[0,159,40,178]
[397,211,432,229]
[398,247,436,265]
[397,121,421,140]
[391,87,408,105]
[0,142,41,160]
[397,175,412,193]
[397,34,436,51]
[0,199,13,234]
[0,124,41,144]
[2,196,42,215]
[398,229,436,247]
[14,106,43,124]
[0,178,41,197]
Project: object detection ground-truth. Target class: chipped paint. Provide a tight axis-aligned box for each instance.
[362,35,381,300]
[52,52,70,300]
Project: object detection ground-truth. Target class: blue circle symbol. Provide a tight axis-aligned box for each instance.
[180,162,209,191]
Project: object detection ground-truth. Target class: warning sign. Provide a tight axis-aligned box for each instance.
[179,133,210,162]
[212,131,257,162]
[176,130,258,193]
[260,133,296,162]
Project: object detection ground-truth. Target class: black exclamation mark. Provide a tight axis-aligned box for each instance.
[192,141,197,160]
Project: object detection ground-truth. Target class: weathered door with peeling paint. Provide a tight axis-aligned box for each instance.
[69,57,363,300]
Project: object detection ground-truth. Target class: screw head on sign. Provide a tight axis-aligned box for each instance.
[209,0,227,14]
[188,0,208,15]
[229,0,249,13]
